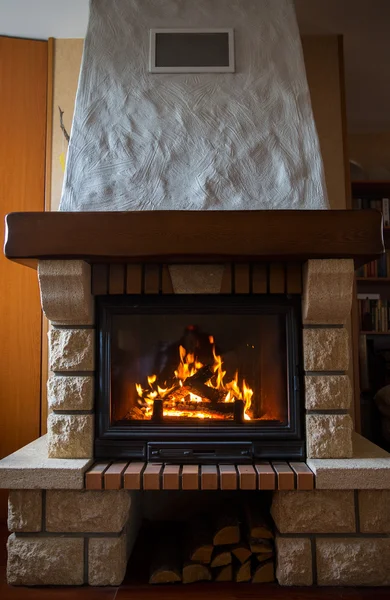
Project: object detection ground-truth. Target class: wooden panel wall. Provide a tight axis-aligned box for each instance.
[51,39,84,211]
[302,36,348,210]
[0,37,48,515]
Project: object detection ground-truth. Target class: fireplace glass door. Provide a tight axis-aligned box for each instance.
[96,296,303,461]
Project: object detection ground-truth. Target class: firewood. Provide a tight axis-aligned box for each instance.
[235,560,251,583]
[164,366,226,405]
[149,535,182,584]
[182,562,212,584]
[256,552,274,563]
[210,550,232,568]
[252,560,275,583]
[185,519,214,564]
[185,365,221,403]
[249,538,273,554]
[127,406,146,420]
[245,502,273,539]
[231,543,252,564]
[214,564,233,582]
[167,400,233,414]
[213,506,241,546]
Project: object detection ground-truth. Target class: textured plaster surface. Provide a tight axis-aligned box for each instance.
[60,0,328,212]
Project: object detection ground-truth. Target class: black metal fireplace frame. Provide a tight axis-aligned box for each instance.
[95,295,305,462]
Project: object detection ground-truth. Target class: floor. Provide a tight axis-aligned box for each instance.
[1,521,390,600]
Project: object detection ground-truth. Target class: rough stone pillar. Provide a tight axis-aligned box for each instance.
[38,260,95,459]
[302,259,354,459]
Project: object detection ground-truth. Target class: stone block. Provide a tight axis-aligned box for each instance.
[271,490,355,534]
[306,433,390,490]
[89,531,127,585]
[47,414,93,459]
[46,490,131,533]
[0,435,92,490]
[306,414,353,459]
[168,264,224,293]
[302,259,354,324]
[49,328,95,372]
[38,260,94,325]
[275,536,313,586]
[7,534,84,586]
[316,538,390,586]
[48,375,94,411]
[305,375,351,410]
[303,328,349,372]
[359,490,390,533]
[8,490,42,532]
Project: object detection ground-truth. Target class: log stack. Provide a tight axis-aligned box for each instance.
[149,503,275,584]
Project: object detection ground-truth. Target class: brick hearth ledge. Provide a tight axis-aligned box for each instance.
[1,433,389,491]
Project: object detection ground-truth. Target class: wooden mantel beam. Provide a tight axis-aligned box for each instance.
[4,210,384,268]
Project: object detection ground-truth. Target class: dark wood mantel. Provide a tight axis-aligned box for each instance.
[4,210,384,268]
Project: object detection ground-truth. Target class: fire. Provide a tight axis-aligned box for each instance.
[134,337,254,421]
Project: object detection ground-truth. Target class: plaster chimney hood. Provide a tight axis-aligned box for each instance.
[59,0,330,213]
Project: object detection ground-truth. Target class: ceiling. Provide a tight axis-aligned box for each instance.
[0,0,389,133]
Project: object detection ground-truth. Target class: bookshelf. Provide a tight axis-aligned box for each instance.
[352,181,390,448]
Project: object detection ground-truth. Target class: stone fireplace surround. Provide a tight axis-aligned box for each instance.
[2,209,390,587]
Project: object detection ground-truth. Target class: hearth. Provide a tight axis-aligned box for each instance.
[95,295,303,461]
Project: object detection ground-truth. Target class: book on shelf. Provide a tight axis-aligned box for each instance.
[358,334,390,393]
[358,333,370,391]
[353,197,390,226]
[356,249,390,278]
[357,294,390,333]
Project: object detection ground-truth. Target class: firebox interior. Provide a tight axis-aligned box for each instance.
[111,312,288,425]
[96,295,303,461]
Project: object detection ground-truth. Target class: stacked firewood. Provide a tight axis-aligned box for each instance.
[149,503,275,584]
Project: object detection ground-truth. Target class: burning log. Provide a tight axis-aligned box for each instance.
[126,406,145,420]
[182,562,212,584]
[166,400,233,414]
[252,560,275,583]
[234,399,245,424]
[164,365,225,405]
[185,365,221,403]
[152,399,163,423]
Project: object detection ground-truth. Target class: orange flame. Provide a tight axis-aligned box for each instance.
[135,337,254,420]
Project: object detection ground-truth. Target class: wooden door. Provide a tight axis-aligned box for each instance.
[0,37,48,515]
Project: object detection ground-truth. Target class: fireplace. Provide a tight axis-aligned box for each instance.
[96,294,303,461]
[2,209,388,588]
